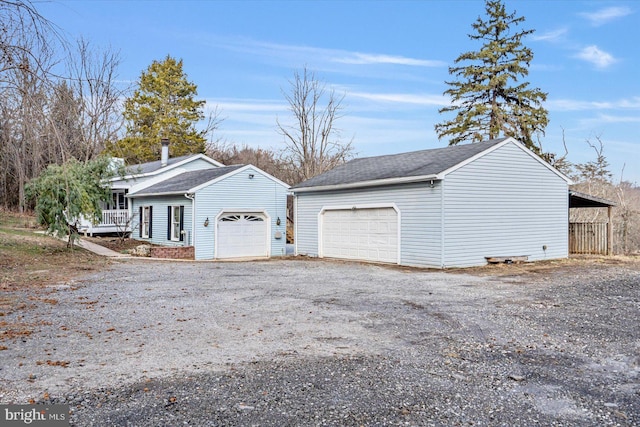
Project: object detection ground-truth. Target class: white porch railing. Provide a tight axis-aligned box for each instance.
[101,209,130,227]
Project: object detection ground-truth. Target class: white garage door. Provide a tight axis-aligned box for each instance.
[321,207,398,263]
[217,213,268,258]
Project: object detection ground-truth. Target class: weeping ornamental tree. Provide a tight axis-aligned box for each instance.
[25,157,114,247]
[435,0,549,156]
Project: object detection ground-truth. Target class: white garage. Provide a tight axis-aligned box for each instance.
[321,207,398,263]
[293,138,573,268]
[216,213,268,259]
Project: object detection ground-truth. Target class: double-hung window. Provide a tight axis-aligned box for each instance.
[168,205,184,242]
[140,206,152,238]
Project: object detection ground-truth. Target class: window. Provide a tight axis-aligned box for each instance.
[111,190,128,210]
[140,206,152,238]
[168,205,184,242]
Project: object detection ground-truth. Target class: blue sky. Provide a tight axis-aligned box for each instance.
[39,0,640,184]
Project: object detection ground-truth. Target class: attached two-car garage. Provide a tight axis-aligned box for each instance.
[320,207,398,264]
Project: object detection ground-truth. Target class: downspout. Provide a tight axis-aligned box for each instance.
[440,180,446,269]
[184,193,195,248]
[293,194,298,256]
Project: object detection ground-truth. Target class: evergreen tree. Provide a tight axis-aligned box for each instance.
[107,55,207,163]
[435,0,548,154]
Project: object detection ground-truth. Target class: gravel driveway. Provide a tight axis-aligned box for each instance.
[1,258,638,426]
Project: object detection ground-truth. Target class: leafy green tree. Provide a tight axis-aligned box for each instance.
[106,55,209,163]
[435,0,548,154]
[25,156,114,247]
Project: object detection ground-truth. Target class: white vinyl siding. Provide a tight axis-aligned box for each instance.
[193,166,288,260]
[442,142,568,267]
[295,183,443,268]
[131,196,193,247]
[111,158,217,189]
[294,140,570,269]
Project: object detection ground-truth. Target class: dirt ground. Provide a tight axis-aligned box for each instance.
[82,236,152,253]
[0,252,638,426]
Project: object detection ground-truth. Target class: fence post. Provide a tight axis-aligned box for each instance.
[607,206,613,256]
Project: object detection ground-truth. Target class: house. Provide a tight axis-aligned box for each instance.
[291,137,572,268]
[79,138,290,260]
[78,139,222,236]
[127,164,289,260]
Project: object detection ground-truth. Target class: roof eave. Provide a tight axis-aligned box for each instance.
[110,154,224,182]
[569,190,617,207]
[292,174,441,193]
[127,191,188,198]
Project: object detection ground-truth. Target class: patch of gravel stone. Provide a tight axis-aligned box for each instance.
[1,258,638,426]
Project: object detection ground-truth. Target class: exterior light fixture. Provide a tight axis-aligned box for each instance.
[276,217,281,226]
[204,217,209,227]
[249,174,254,179]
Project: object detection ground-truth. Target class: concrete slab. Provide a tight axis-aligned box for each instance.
[75,238,127,257]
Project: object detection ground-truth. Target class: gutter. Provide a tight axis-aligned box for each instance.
[127,191,187,198]
[292,174,441,193]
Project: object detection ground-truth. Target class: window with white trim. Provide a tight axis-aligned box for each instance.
[141,206,152,238]
[170,205,183,241]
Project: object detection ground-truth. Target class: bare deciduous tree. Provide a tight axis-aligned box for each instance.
[67,38,125,161]
[0,2,125,212]
[0,0,56,79]
[276,67,353,184]
[207,142,293,184]
[0,33,53,211]
[569,136,640,254]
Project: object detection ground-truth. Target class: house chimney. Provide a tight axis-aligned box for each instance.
[161,138,169,166]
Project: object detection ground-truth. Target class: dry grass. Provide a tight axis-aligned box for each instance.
[444,253,640,278]
[0,211,109,339]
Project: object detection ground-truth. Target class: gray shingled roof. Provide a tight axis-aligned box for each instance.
[131,165,245,196]
[292,138,508,189]
[125,154,196,175]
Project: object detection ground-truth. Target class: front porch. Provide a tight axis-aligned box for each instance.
[77,188,133,236]
[78,209,132,236]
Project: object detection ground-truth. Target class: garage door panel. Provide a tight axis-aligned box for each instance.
[217,213,267,258]
[322,208,398,264]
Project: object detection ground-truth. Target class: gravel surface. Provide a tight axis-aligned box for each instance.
[1,258,638,426]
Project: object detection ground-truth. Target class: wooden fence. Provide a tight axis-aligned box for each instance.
[569,222,608,255]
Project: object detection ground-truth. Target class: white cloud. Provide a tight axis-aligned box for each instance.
[212,98,285,113]
[350,91,448,106]
[580,6,633,26]
[575,45,616,69]
[594,114,640,124]
[532,28,568,42]
[204,35,444,71]
[548,96,640,111]
[334,53,446,67]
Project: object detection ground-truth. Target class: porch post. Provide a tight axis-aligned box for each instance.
[607,206,613,256]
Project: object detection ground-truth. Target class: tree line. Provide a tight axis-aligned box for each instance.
[1,1,123,211]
